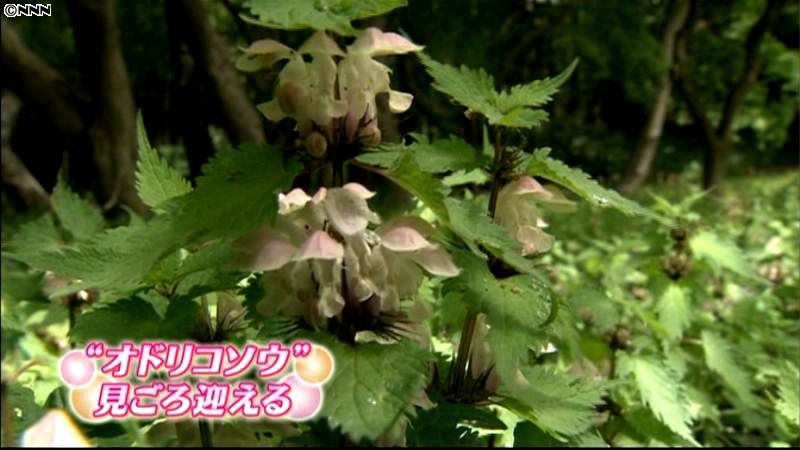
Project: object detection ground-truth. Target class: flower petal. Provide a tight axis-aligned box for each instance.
[278,188,312,215]
[411,246,461,277]
[323,188,380,236]
[348,28,424,56]
[516,226,555,256]
[233,227,297,271]
[388,90,413,113]
[380,226,431,252]
[257,100,286,122]
[246,39,293,56]
[299,30,345,56]
[295,231,344,261]
[342,182,376,199]
[22,409,92,447]
[318,285,345,318]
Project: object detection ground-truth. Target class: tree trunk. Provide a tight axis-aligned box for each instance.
[675,0,787,189]
[1,91,51,209]
[66,0,147,214]
[618,0,690,195]
[0,22,84,136]
[165,0,216,180]
[175,0,266,145]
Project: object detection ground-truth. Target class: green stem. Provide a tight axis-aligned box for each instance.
[450,127,505,399]
[199,420,213,447]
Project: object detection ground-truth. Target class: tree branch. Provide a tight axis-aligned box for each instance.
[0,21,84,135]
[619,0,690,194]
[717,0,787,139]
[177,0,266,145]
[66,0,147,214]
[673,0,718,149]
[1,91,51,209]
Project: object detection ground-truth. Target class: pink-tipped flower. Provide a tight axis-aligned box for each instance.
[495,176,575,255]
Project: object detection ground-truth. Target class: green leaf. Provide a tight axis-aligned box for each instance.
[71,296,201,345]
[656,283,691,340]
[689,230,757,280]
[356,152,450,219]
[624,407,694,446]
[243,0,406,36]
[3,214,65,259]
[317,337,430,442]
[418,53,501,122]
[136,113,192,213]
[443,250,555,379]
[701,330,757,406]
[418,54,577,129]
[775,361,800,426]
[617,354,696,444]
[526,148,666,223]
[372,135,485,174]
[70,297,163,345]
[501,366,607,439]
[406,402,505,446]
[496,59,578,111]
[2,385,45,444]
[444,197,535,274]
[15,144,298,292]
[52,179,105,240]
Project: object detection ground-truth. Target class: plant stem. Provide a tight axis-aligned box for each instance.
[199,420,213,447]
[450,127,505,399]
[451,312,477,397]
[487,127,504,217]
[1,381,12,448]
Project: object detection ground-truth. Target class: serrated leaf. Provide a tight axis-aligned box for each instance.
[496,59,578,111]
[444,197,535,274]
[356,152,449,219]
[136,114,192,213]
[526,148,666,223]
[71,296,200,345]
[52,179,105,240]
[373,135,485,174]
[689,230,757,280]
[316,337,430,442]
[419,54,577,129]
[501,366,606,439]
[443,250,555,379]
[418,53,501,122]
[70,297,163,345]
[15,144,298,292]
[775,361,800,426]
[617,354,696,444]
[624,407,694,446]
[1,385,45,444]
[656,283,691,340]
[701,330,757,406]
[3,214,65,259]
[243,0,406,36]
[406,402,505,446]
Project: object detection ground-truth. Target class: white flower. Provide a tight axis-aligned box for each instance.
[495,176,575,255]
[234,184,457,336]
[252,28,423,152]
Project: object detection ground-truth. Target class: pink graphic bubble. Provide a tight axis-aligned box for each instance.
[281,374,323,421]
[59,350,96,387]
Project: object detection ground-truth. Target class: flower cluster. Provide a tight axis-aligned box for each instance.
[234,183,459,343]
[241,29,422,155]
[494,176,576,255]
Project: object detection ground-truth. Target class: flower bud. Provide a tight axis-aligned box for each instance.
[304,131,328,158]
[358,122,381,148]
[276,81,306,116]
